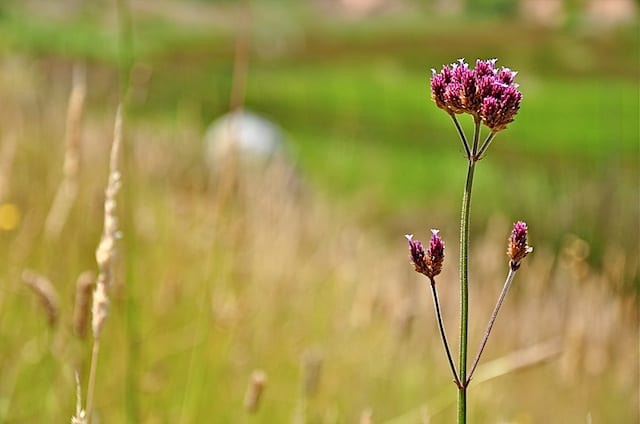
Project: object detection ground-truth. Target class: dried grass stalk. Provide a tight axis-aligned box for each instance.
[472,339,562,384]
[71,371,87,424]
[72,271,95,338]
[85,106,123,421]
[0,132,18,202]
[45,64,86,239]
[91,105,122,339]
[244,370,267,413]
[21,269,59,327]
[302,350,322,398]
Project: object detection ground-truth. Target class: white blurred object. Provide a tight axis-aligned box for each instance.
[205,110,285,173]
[204,110,302,205]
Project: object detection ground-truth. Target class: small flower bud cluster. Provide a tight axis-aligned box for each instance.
[430,59,522,132]
[406,229,445,279]
[508,221,533,270]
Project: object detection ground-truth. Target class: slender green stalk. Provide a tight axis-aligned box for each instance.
[470,116,481,157]
[476,132,497,160]
[428,277,461,388]
[450,114,471,159]
[466,268,517,385]
[457,118,481,423]
[457,158,475,424]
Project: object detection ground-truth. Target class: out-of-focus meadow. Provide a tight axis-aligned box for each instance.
[0,0,638,422]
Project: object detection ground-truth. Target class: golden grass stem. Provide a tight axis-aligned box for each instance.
[85,339,101,422]
[0,132,18,202]
[45,64,86,239]
[71,371,87,424]
[84,106,123,422]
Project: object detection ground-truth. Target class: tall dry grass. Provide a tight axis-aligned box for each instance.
[44,64,86,240]
[83,105,123,422]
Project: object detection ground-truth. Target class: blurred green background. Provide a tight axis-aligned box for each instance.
[0,0,638,422]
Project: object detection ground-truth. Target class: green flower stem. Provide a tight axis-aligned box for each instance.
[466,268,517,385]
[428,277,462,388]
[458,156,476,424]
[476,132,497,161]
[471,116,481,157]
[450,114,471,159]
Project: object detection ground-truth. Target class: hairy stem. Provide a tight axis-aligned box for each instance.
[429,277,461,388]
[458,157,476,424]
[467,268,517,385]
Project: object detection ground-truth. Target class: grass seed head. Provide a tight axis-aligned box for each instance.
[21,269,59,327]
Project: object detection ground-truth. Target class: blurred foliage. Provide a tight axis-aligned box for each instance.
[468,0,518,16]
[0,0,637,284]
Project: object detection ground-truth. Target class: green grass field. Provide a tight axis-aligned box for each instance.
[0,1,638,422]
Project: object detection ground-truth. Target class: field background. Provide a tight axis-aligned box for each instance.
[0,0,638,422]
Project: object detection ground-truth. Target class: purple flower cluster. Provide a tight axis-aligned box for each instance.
[507,221,533,270]
[430,59,522,132]
[406,230,445,279]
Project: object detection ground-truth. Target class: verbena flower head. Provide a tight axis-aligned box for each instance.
[430,58,522,132]
[427,229,445,277]
[406,230,445,278]
[406,234,428,276]
[507,221,533,271]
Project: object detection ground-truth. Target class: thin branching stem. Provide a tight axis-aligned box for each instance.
[466,268,517,385]
[429,277,462,388]
[450,114,471,159]
[471,116,481,158]
[476,132,497,160]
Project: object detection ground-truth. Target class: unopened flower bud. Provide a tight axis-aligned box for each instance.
[426,229,445,277]
[406,234,429,276]
[406,230,445,279]
[508,221,533,270]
